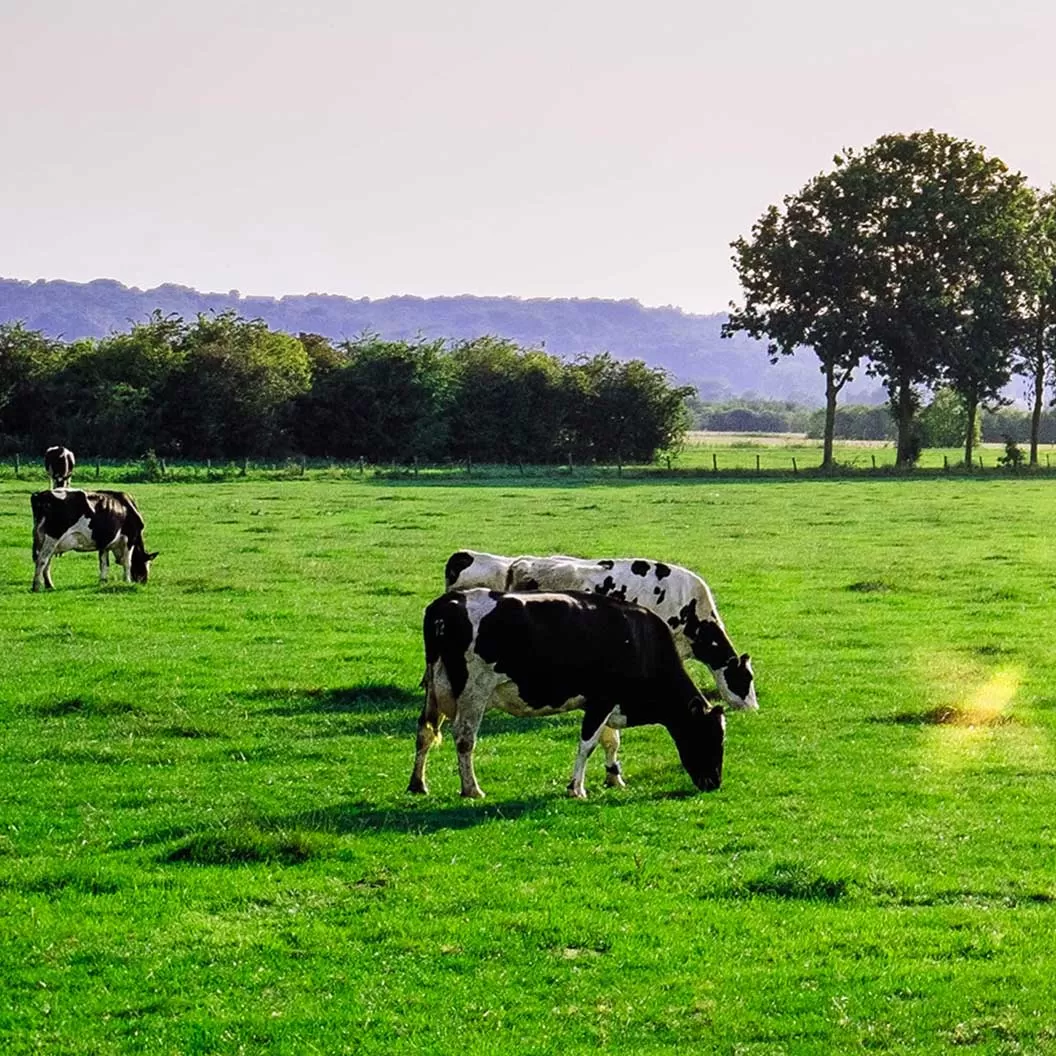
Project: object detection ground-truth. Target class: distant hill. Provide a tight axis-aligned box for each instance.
[0,277,888,406]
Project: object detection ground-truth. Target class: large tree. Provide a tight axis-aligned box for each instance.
[728,131,1036,468]
[1016,187,1056,465]
[725,171,872,469]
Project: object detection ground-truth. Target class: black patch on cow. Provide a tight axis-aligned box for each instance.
[654,562,671,580]
[473,592,684,719]
[653,587,666,604]
[423,592,474,698]
[630,560,650,577]
[90,491,145,552]
[593,577,629,602]
[723,655,754,702]
[668,615,681,628]
[676,599,736,670]
[444,551,476,589]
[597,560,614,570]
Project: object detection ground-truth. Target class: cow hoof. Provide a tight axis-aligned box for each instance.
[460,787,485,799]
[407,778,428,795]
[566,785,588,800]
[604,774,627,789]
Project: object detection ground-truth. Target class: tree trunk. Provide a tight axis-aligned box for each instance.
[894,381,917,469]
[822,363,838,470]
[964,396,978,469]
[1030,317,1046,467]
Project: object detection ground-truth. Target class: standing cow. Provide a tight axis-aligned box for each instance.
[443,550,757,710]
[31,489,158,591]
[44,446,75,489]
[409,588,726,799]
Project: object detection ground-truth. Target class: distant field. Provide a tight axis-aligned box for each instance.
[2,476,1055,1053]
[681,432,1056,472]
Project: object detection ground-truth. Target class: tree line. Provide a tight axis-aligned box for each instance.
[725,130,1056,469]
[0,312,691,465]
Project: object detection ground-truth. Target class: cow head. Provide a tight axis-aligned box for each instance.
[130,547,159,584]
[676,700,725,792]
[713,653,757,711]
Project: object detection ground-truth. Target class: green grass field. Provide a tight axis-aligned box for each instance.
[2,474,1055,1054]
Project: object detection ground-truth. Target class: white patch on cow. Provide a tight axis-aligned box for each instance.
[51,516,95,555]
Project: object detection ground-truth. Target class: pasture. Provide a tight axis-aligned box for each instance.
[2,475,1055,1054]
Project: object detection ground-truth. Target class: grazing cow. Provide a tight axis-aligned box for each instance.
[44,446,75,489]
[443,550,757,710]
[31,489,158,591]
[409,588,726,799]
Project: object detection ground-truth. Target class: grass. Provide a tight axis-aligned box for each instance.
[2,474,1056,1053]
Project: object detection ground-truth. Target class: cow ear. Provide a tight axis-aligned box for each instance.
[740,653,751,664]
[710,704,725,719]
[146,551,160,561]
[688,697,705,717]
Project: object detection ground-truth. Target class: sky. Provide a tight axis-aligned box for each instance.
[3,0,1055,315]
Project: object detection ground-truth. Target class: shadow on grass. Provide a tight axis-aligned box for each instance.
[254,682,421,718]
[273,795,553,835]
[872,706,1019,727]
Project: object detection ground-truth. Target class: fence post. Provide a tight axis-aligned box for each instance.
[712,453,718,472]
[96,459,101,479]
[13,454,19,479]
[792,457,797,474]
[871,454,876,470]
[241,457,249,477]
[978,455,983,469]
[755,454,761,473]
[943,455,949,471]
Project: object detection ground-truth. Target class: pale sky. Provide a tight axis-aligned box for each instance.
[3,0,1054,315]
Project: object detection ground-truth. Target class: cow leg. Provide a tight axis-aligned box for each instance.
[568,705,616,799]
[32,538,59,592]
[408,707,444,795]
[452,695,488,799]
[112,539,132,582]
[600,725,626,789]
[98,549,110,583]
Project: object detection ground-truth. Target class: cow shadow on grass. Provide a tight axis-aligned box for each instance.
[249,682,422,737]
[128,795,554,859]
[271,795,554,835]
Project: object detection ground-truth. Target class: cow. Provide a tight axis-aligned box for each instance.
[44,446,75,489]
[31,489,158,592]
[408,588,726,799]
[442,550,757,710]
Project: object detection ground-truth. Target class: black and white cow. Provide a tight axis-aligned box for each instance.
[44,446,75,489]
[409,588,726,799]
[442,550,757,710]
[31,489,158,591]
